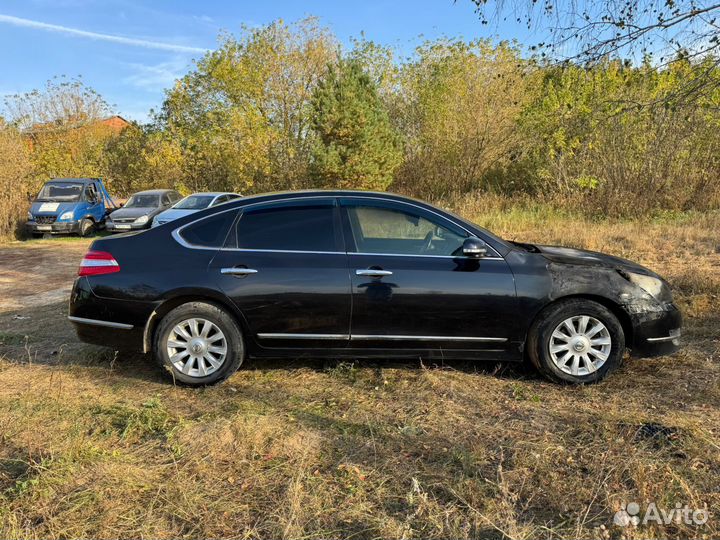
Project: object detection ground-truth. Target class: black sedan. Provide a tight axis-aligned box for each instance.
[68,190,681,385]
[106,189,182,232]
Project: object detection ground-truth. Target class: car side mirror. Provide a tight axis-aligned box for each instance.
[463,237,488,258]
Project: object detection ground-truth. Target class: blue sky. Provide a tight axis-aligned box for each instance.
[0,0,535,123]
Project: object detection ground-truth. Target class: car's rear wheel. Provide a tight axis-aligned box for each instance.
[528,299,625,384]
[154,302,244,385]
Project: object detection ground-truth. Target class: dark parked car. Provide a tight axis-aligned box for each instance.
[106,189,182,232]
[69,190,681,386]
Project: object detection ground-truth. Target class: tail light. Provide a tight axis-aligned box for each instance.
[78,250,120,276]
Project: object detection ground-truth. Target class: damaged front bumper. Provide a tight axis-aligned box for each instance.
[627,301,682,357]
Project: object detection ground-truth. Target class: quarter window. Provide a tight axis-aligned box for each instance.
[234,204,336,252]
[179,211,236,248]
[345,205,467,256]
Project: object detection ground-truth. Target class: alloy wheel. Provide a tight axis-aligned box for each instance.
[166,318,228,377]
[548,315,612,376]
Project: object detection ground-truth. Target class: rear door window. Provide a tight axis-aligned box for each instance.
[178,210,237,248]
[232,201,338,252]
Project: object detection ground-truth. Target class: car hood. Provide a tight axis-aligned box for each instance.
[536,245,659,278]
[30,201,78,216]
[154,208,198,222]
[109,207,159,219]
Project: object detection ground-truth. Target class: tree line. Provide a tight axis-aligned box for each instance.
[2,17,720,237]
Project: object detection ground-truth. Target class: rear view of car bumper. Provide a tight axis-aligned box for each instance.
[69,315,145,350]
[629,302,682,357]
[69,276,154,351]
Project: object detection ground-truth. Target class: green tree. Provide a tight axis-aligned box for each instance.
[394,39,534,198]
[310,59,402,190]
[157,18,335,193]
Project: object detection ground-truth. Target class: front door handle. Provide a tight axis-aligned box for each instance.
[356,269,393,277]
[221,267,258,276]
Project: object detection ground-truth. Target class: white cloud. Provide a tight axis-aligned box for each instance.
[123,58,190,90]
[0,13,209,53]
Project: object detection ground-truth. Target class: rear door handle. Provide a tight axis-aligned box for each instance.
[356,269,393,277]
[221,267,258,276]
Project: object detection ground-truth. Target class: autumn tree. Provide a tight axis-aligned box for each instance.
[0,120,32,237]
[4,77,118,188]
[157,18,336,193]
[394,39,534,198]
[310,59,402,190]
[469,1,720,101]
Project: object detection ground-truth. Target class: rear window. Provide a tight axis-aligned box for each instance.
[234,204,336,252]
[179,211,236,248]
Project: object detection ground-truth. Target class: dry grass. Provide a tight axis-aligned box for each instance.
[0,207,718,539]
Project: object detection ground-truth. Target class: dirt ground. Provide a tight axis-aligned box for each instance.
[0,223,718,539]
[0,240,91,363]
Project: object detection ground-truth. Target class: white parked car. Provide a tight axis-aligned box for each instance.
[152,192,242,227]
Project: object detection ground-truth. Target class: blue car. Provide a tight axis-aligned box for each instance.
[151,192,241,228]
[26,178,118,237]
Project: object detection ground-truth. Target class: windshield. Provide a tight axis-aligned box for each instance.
[173,195,215,210]
[125,194,160,208]
[37,182,84,202]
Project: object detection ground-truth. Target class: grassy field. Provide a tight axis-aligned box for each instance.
[0,207,718,539]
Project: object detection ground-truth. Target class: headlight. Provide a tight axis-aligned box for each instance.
[27,211,33,221]
[59,211,74,220]
[134,215,149,224]
[626,272,664,299]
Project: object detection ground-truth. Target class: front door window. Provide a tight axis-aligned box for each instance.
[345,204,467,256]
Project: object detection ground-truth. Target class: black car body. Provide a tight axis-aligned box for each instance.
[106,189,182,232]
[68,190,681,385]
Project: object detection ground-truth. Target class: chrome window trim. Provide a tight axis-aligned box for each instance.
[215,247,500,259]
[258,333,350,340]
[349,252,505,261]
[171,194,505,259]
[351,334,507,342]
[172,207,239,251]
[68,316,134,330]
[339,196,503,259]
[220,247,346,255]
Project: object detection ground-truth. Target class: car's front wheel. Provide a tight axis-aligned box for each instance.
[154,302,244,385]
[79,218,94,237]
[527,299,625,384]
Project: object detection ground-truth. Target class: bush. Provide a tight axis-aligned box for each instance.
[0,123,32,238]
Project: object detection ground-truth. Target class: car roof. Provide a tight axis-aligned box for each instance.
[47,177,99,184]
[132,189,177,195]
[186,192,238,198]
[220,189,426,206]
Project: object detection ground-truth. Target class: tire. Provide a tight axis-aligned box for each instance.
[527,299,625,384]
[79,218,94,237]
[154,302,244,386]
